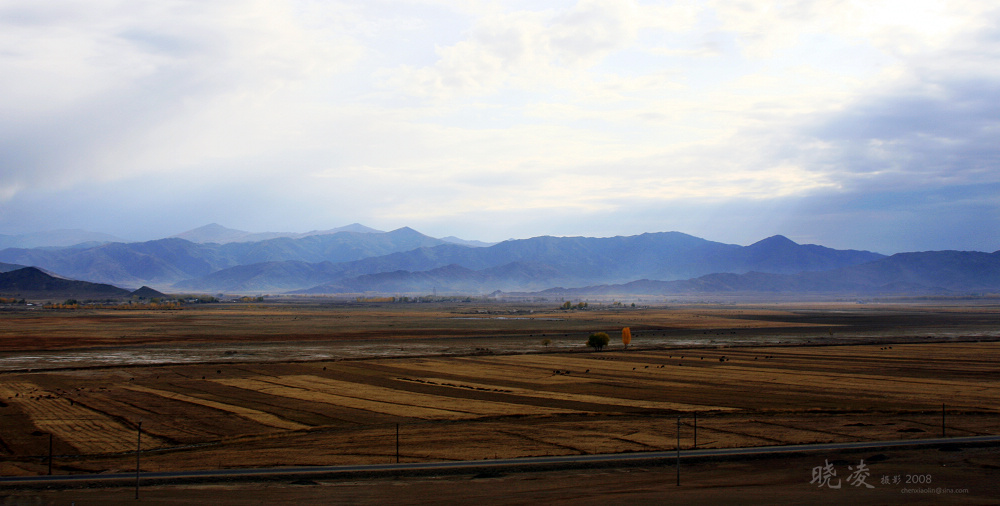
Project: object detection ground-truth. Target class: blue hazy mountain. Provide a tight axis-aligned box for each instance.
[528,250,1000,297]
[11,226,994,296]
[0,227,446,288]
[280,232,885,295]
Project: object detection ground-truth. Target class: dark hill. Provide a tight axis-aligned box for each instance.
[131,286,167,299]
[0,267,131,299]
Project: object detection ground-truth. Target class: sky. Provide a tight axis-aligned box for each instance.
[1,0,999,254]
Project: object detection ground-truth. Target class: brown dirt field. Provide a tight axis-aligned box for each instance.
[1,302,998,503]
[1,340,997,477]
[3,302,997,372]
[0,302,855,352]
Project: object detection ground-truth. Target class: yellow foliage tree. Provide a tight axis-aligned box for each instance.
[622,327,632,349]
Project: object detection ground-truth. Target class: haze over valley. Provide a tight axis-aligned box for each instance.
[2,224,999,299]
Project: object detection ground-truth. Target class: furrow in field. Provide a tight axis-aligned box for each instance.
[284,375,579,416]
[649,364,1000,408]
[510,352,998,408]
[0,382,144,454]
[374,357,582,384]
[399,376,733,412]
[213,378,468,419]
[124,385,308,431]
[384,353,999,410]
[215,375,574,420]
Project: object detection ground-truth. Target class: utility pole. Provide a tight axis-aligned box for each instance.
[693,412,698,449]
[676,416,681,486]
[47,432,52,475]
[31,431,52,476]
[135,421,142,500]
[396,423,400,464]
[942,403,946,438]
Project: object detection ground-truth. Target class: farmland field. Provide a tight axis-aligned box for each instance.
[1,300,998,503]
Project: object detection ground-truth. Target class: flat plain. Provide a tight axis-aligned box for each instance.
[1,300,998,503]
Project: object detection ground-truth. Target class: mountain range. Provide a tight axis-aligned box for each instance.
[1,224,998,297]
[0,226,448,287]
[283,233,883,294]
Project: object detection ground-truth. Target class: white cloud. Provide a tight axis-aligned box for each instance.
[381,0,659,99]
[1,0,999,251]
[0,0,362,195]
[705,0,991,59]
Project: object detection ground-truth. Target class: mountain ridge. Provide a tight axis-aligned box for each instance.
[0,229,126,249]
[170,223,385,244]
[9,226,993,297]
[264,232,886,294]
[0,228,449,288]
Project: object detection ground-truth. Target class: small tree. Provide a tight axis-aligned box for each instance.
[587,332,610,351]
[542,338,551,347]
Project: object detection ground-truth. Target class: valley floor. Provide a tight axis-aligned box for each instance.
[0,302,998,504]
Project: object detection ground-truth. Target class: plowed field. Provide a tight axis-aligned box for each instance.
[1,338,997,476]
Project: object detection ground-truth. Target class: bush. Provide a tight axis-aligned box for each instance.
[587,332,610,351]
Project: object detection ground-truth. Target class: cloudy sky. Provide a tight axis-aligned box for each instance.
[1,0,998,253]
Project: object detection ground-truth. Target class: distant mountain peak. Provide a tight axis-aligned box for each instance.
[341,223,381,233]
[300,223,383,236]
[750,235,799,248]
[172,224,252,244]
[389,226,424,237]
